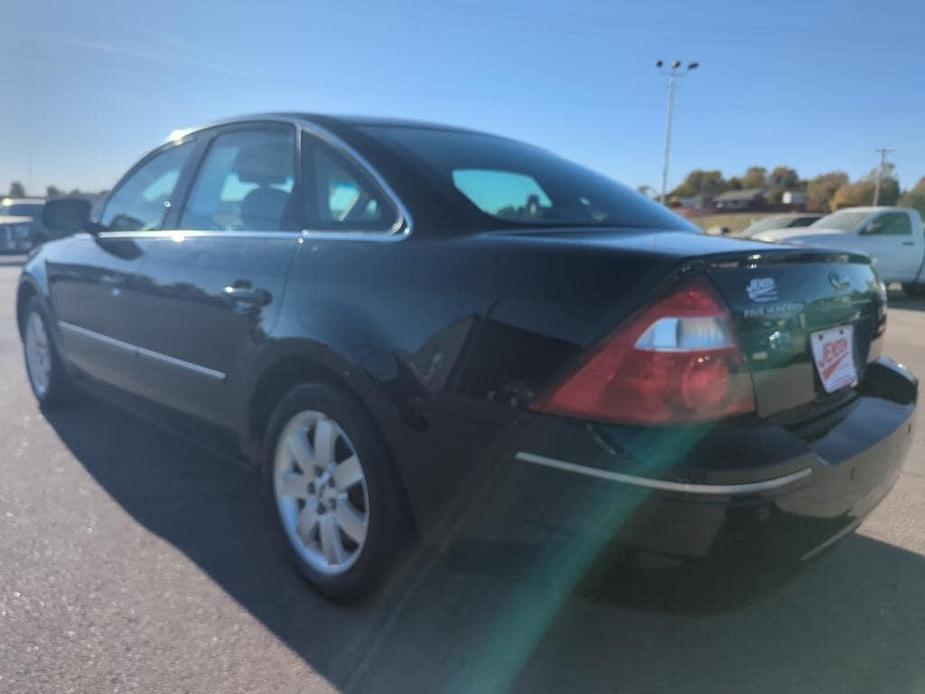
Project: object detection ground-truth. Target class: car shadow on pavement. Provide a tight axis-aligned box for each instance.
[45,393,925,694]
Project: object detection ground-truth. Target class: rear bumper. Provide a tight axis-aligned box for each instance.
[473,357,917,565]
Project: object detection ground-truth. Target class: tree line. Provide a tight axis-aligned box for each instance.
[666,165,925,215]
[5,182,107,200]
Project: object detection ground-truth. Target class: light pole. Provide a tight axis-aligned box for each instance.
[873,147,894,206]
[656,60,698,205]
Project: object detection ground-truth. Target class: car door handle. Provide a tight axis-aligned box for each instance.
[223,284,272,305]
[902,241,914,246]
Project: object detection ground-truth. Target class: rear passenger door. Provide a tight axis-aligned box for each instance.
[125,122,303,428]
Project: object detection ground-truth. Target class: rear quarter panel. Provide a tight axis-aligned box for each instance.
[264,230,686,530]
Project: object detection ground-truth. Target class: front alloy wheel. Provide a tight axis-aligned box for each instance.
[22,297,74,407]
[274,411,370,575]
[24,311,52,399]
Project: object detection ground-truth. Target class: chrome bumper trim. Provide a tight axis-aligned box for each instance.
[515,451,813,496]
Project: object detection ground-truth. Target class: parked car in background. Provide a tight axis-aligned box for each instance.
[19,114,917,600]
[0,198,47,252]
[739,213,823,238]
[752,207,925,295]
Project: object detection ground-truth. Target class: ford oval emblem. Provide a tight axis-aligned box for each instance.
[829,270,851,291]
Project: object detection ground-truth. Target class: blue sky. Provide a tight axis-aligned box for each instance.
[4,0,923,195]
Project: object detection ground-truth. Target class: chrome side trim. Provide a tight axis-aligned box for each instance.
[135,344,226,380]
[58,321,226,381]
[59,320,135,352]
[515,451,813,495]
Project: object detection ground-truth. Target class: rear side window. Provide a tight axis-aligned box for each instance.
[875,213,912,235]
[181,128,297,231]
[101,142,195,231]
[302,133,398,232]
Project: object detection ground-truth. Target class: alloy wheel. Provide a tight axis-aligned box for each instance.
[273,410,370,575]
[25,312,51,398]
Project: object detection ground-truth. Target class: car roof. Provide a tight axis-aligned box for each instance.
[166,112,489,142]
[831,206,902,213]
[766,213,819,219]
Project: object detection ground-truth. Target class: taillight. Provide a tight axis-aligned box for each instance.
[536,276,755,425]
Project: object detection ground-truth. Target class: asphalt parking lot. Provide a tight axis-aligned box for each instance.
[1,255,925,694]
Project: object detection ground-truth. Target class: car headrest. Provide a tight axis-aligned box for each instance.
[240,187,290,229]
[234,142,292,185]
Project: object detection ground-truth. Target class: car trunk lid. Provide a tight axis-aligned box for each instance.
[702,249,885,419]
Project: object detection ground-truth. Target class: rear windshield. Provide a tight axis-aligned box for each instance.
[744,216,794,234]
[362,126,694,231]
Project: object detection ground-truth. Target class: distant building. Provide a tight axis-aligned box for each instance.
[782,191,807,207]
[713,188,766,211]
[673,196,701,210]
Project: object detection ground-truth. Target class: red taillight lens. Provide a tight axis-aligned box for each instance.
[536,276,755,425]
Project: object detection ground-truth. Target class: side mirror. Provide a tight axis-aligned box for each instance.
[42,198,93,238]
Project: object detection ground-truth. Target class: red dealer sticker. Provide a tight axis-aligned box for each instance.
[810,325,858,393]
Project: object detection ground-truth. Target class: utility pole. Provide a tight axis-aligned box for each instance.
[873,147,894,206]
[656,60,698,205]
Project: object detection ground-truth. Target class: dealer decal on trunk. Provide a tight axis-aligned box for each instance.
[746,278,778,303]
[811,325,859,393]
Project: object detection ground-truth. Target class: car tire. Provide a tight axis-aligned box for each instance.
[22,296,76,408]
[901,283,925,298]
[263,382,410,602]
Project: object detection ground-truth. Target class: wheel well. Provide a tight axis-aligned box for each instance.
[248,356,417,532]
[248,356,391,458]
[15,283,37,337]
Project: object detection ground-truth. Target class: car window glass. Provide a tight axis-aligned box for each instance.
[181,129,296,231]
[101,142,195,231]
[452,169,554,221]
[363,125,694,231]
[302,134,398,231]
[811,211,870,231]
[1,203,43,218]
[874,213,912,235]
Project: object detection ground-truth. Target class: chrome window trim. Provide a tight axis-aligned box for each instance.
[515,451,813,495]
[95,114,414,243]
[298,122,413,240]
[95,230,302,241]
[92,229,407,244]
[58,321,226,381]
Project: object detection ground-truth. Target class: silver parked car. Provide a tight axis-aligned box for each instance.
[0,198,47,252]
